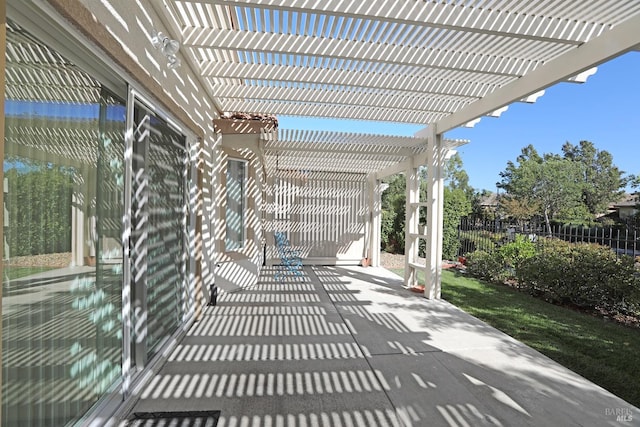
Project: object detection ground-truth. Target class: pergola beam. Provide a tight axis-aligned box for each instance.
[434,12,640,133]
[185,27,534,78]
[265,146,416,157]
[206,84,466,115]
[202,62,492,100]
[219,98,447,124]
[190,0,597,45]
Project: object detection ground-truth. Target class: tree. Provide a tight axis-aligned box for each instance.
[499,145,583,234]
[5,164,73,256]
[531,158,584,233]
[380,174,406,253]
[443,187,472,259]
[497,195,540,225]
[562,141,628,216]
[444,152,473,199]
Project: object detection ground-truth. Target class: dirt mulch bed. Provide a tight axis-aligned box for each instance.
[379,251,459,270]
[379,251,406,269]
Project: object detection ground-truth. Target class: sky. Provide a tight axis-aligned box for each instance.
[279,51,640,193]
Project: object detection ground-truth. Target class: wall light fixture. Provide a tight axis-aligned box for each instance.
[151,30,181,69]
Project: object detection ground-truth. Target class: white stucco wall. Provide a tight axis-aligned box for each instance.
[267,171,367,265]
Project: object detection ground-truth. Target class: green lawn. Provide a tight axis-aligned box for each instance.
[3,266,56,281]
[390,268,640,407]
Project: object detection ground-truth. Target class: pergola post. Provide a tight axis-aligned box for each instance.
[404,165,420,288]
[367,178,385,268]
[424,127,445,299]
[265,175,275,266]
[364,177,373,266]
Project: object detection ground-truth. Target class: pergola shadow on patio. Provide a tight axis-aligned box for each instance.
[123,266,638,426]
[5,2,640,426]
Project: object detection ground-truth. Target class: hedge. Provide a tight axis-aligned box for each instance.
[465,237,640,316]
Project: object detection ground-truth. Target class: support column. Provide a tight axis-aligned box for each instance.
[265,175,276,266]
[404,166,419,288]
[424,128,445,299]
[368,178,386,268]
[371,180,384,268]
[363,177,373,266]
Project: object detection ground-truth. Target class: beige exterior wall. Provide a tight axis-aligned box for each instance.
[214,144,265,292]
[267,171,367,265]
[618,206,638,219]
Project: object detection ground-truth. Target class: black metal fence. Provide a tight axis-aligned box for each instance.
[458,216,640,259]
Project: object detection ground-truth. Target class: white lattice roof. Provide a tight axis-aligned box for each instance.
[261,129,466,175]
[159,0,640,134]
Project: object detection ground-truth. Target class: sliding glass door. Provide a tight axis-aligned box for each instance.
[3,17,192,425]
[3,20,125,426]
[129,99,189,367]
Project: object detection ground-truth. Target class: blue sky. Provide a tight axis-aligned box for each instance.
[279,51,640,192]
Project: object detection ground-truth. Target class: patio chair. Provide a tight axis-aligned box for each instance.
[274,231,303,281]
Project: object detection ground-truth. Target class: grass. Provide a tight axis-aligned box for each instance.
[3,266,56,281]
[390,268,640,407]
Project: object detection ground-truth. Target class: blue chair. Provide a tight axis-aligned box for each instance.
[274,232,303,281]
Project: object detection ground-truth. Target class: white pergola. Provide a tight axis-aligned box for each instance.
[152,0,640,297]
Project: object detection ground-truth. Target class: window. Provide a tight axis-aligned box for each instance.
[225,159,247,251]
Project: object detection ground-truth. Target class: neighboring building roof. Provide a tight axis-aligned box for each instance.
[612,192,639,208]
[479,192,499,208]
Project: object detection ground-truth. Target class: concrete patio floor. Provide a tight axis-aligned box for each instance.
[124,266,639,426]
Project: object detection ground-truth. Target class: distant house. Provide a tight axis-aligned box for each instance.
[478,192,499,213]
[610,193,639,219]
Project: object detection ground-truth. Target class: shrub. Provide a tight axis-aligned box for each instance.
[498,234,536,274]
[465,250,505,283]
[517,238,640,315]
[568,244,638,313]
[467,236,640,317]
[518,238,578,302]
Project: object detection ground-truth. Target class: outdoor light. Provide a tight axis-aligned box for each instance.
[151,30,181,69]
[167,55,181,69]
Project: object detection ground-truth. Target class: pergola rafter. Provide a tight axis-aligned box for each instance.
[435,11,640,132]
[184,27,545,78]
[167,0,640,132]
[179,0,620,44]
[201,61,498,100]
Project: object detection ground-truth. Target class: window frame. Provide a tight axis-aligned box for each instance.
[225,157,248,252]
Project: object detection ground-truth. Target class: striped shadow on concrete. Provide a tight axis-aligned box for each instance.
[126,411,221,426]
